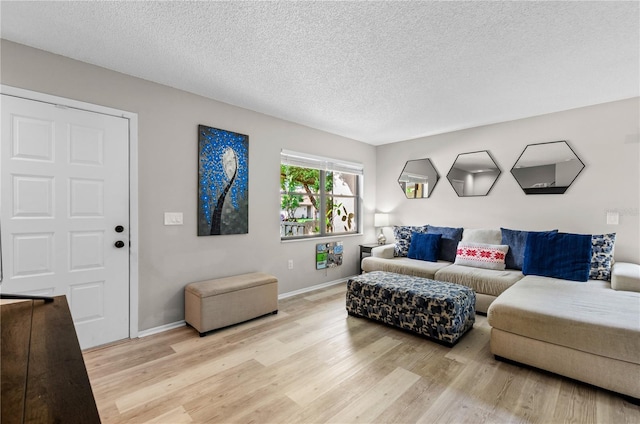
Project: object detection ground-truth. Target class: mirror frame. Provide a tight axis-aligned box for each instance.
[446,150,501,197]
[397,158,440,199]
[510,140,585,195]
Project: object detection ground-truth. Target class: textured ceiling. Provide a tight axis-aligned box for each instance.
[1,1,638,145]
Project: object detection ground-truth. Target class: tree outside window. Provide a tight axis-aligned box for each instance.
[280,164,359,238]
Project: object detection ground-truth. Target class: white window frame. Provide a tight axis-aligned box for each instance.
[280,149,363,240]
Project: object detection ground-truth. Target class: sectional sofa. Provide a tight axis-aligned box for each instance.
[362,227,539,313]
[360,225,640,399]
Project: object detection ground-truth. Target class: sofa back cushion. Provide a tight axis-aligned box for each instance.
[427,225,463,262]
[523,232,593,282]
[408,233,442,262]
[462,228,502,245]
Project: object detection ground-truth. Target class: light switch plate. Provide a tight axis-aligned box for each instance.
[164,212,184,226]
[606,211,619,225]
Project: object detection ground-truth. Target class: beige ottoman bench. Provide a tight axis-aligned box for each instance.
[185,272,278,336]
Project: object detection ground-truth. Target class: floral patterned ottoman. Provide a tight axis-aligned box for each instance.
[346,271,475,346]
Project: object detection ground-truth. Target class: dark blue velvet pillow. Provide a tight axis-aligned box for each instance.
[501,228,558,270]
[522,232,593,282]
[426,225,463,262]
[408,233,441,262]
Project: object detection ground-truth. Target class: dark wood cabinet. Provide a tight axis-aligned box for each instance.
[1,296,101,424]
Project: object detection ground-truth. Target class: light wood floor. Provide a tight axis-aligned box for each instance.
[84,282,640,424]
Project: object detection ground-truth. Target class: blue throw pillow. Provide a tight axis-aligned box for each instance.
[501,228,558,270]
[408,233,441,262]
[426,225,463,262]
[523,232,593,282]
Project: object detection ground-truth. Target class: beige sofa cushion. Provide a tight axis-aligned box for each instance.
[361,256,450,280]
[488,275,640,365]
[461,228,502,245]
[434,264,524,297]
[611,262,640,293]
[371,244,395,259]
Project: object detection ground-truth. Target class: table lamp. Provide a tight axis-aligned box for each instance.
[374,213,390,245]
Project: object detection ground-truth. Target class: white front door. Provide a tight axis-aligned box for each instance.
[1,94,130,349]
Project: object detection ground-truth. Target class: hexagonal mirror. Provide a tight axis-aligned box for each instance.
[446,150,501,197]
[398,158,439,199]
[511,140,584,194]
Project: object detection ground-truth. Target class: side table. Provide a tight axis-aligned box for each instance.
[359,243,381,274]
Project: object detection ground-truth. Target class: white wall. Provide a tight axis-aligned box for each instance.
[376,97,640,263]
[0,40,377,331]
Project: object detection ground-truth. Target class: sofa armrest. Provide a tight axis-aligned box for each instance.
[372,244,395,259]
[611,262,640,293]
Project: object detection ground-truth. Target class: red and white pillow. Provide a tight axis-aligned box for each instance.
[454,242,509,271]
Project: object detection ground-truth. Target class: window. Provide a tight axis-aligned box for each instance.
[280,150,362,239]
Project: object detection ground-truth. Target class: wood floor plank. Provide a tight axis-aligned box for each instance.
[595,390,637,424]
[83,282,640,424]
[303,283,347,301]
[144,406,193,423]
[416,354,519,423]
[327,366,421,423]
[254,314,355,366]
[123,359,266,424]
[507,369,561,423]
[114,337,280,412]
[85,341,178,380]
[285,335,402,406]
[170,310,291,353]
[552,381,598,423]
[290,301,347,329]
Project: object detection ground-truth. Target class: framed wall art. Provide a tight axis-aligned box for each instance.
[316,241,343,269]
[198,125,249,236]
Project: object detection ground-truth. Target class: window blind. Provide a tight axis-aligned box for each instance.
[281,149,363,175]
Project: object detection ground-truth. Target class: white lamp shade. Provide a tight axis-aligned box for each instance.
[374,213,390,227]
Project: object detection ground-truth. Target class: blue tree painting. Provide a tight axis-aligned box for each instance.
[198,125,249,236]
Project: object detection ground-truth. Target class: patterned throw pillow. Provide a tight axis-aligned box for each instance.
[590,233,616,281]
[454,242,509,270]
[392,225,428,257]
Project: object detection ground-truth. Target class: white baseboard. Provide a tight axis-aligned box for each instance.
[137,276,355,338]
[278,275,354,299]
[138,320,186,338]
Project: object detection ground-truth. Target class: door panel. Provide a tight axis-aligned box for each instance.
[1,94,130,349]
[12,114,54,161]
[13,175,54,217]
[70,178,104,216]
[69,281,105,322]
[13,232,54,277]
[69,124,104,165]
[69,231,105,270]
